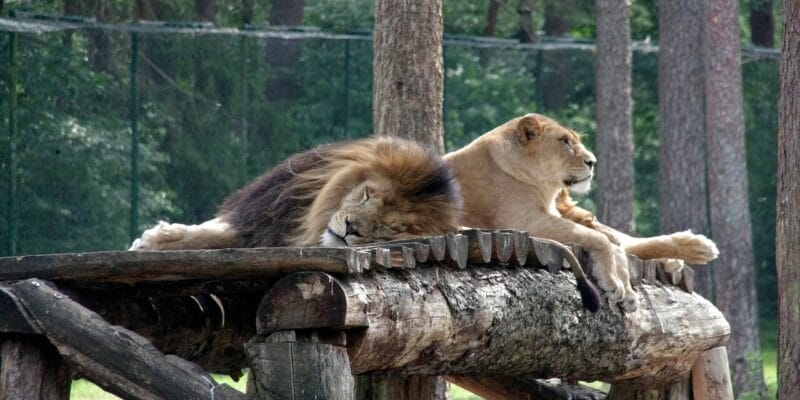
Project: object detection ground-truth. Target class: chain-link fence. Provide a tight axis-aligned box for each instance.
[0,14,780,263]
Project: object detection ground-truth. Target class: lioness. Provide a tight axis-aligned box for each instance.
[130,137,462,250]
[445,114,718,311]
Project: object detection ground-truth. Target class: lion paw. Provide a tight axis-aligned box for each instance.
[619,293,639,312]
[661,258,686,274]
[128,221,187,250]
[672,231,719,264]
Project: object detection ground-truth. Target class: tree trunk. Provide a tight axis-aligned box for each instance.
[657,0,713,297]
[516,0,537,43]
[749,0,774,47]
[259,269,729,386]
[776,0,800,397]
[594,0,634,234]
[702,0,766,397]
[86,0,113,73]
[265,0,305,101]
[371,2,447,395]
[540,0,574,112]
[194,0,216,22]
[373,0,445,154]
[0,335,71,400]
[484,0,503,37]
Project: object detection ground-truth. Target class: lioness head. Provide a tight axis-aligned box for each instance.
[311,138,462,247]
[488,113,596,194]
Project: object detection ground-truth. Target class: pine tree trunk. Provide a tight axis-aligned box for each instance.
[777,0,800,397]
[749,0,774,47]
[368,1,448,397]
[540,0,574,112]
[265,0,305,101]
[702,0,766,397]
[657,0,713,297]
[516,0,536,43]
[373,0,444,154]
[594,0,634,234]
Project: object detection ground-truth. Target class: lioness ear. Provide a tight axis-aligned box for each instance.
[516,115,542,144]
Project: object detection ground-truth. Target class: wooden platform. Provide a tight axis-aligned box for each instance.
[0,229,730,400]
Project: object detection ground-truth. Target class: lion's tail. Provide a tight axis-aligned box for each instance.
[540,239,601,312]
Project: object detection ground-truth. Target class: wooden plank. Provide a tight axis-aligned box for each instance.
[0,247,368,284]
[460,229,493,264]
[679,266,695,293]
[9,279,244,400]
[413,242,432,263]
[257,272,368,335]
[428,236,447,262]
[508,230,529,266]
[691,347,734,400]
[491,231,514,264]
[245,331,354,400]
[0,334,70,400]
[444,234,468,269]
[530,238,563,273]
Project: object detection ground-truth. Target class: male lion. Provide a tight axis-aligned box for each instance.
[129,137,462,250]
[445,113,718,311]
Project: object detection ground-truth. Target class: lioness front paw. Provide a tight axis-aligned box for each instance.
[620,293,639,312]
[672,230,719,264]
[128,221,187,250]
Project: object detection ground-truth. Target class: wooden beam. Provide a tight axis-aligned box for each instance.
[8,279,245,400]
[256,272,368,334]
[260,268,728,387]
[0,334,70,400]
[0,247,371,284]
[355,376,449,400]
[245,331,353,400]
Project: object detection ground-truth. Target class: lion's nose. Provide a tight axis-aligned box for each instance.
[585,159,596,169]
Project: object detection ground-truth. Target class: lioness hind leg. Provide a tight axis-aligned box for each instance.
[129,218,239,250]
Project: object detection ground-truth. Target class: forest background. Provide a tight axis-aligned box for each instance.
[0,0,783,398]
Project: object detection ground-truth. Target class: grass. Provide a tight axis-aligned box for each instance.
[70,320,781,400]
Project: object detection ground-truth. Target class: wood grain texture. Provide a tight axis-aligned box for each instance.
[691,347,734,400]
[0,335,70,400]
[446,376,604,400]
[245,331,354,400]
[257,268,728,387]
[8,279,244,400]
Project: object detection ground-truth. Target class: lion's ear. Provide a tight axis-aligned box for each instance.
[516,115,542,144]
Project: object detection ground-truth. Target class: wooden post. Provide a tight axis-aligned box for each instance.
[0,335,70,400]
[607,379,690,400]
[244,331,354,400]
[691,347,734,400]
[355,376,449,400]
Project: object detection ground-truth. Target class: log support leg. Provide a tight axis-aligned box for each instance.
[608,379,690,400]
[691,346,734,400]
[355,376,449,400]
[245,330,354,400]
[0,334,70,400]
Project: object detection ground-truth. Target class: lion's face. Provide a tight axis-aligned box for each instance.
[321,179,443,247]
[513,114,596,194]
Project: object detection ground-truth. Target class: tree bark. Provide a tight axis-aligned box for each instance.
[265,0,305,101]
[260,269,729,387]
[749,0,774,47]
[373,0,445,154]
[8,279,244,400]
[776,0,800,397]
[540,0,575,112]
[0,335,70,400]
[702,0,766,397]
[657,0,713,297]
[594,0,635,234]
[484,0,503,37]
[516,0,537,43]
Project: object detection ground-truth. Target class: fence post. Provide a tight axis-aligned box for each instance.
[5,32,18,256]
[129,31,140,242]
